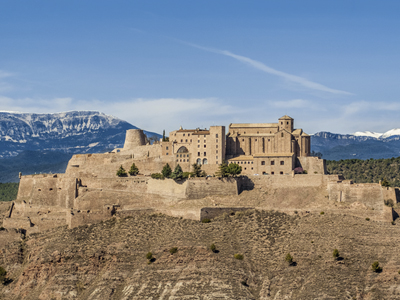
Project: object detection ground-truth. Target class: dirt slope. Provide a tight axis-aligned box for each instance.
[1,210,399,299]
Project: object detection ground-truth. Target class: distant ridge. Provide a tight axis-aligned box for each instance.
[311,130,400,160]
[0,111,160,158]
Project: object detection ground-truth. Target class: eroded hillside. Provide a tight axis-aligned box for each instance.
[1,210,400,299]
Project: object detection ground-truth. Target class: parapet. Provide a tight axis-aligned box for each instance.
[123,129,146,150]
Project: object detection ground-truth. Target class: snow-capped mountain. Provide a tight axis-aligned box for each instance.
[0,111,160,158]
[311,130,400,160]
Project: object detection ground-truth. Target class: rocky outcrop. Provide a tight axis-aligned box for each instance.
[1,210,400,299]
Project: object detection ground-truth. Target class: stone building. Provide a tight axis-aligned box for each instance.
[225,115,324,175]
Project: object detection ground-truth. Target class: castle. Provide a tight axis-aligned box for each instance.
[3,116,399,233]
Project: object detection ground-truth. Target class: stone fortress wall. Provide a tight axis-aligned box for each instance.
[3,116,400,233]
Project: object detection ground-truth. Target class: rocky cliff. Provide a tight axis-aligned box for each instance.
[1,210,399,299]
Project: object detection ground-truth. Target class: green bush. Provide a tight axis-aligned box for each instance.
[0,266,6,284]
[128,163,139,176]
[0,182,19,202]
[210,243,217,253]
[116,165,127,177]
[192,163,202,177]
[169,247,178,254]
[333,249,340,260]
[161,163,172,178]
[201,218,211,223]
[182,172,192,179]
[303,170,308,174]
[146,252,153,260]
[285,253,293,265]
[151,173,164,179]
[371,261,382,272]
[320,211,325,215]
[384,199,394,207]
[366,218,370,221]
[170,164,183,180]
[234,253,244,260]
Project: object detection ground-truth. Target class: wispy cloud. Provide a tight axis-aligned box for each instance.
[183,42,353,96]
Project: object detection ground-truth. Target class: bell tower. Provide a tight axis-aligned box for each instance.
[278,115,294,132]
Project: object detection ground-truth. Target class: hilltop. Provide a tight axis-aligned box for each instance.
[0,210,399,299]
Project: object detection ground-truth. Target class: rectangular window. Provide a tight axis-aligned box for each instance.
[198,152,200,156]
[216,156,218,159]
[190,139,192,142]
[204,139,206,143]
[183,134,185,136]
[166,146,168,150]
[280,161,284,165]
[198,140,200,143]
[216,150,218,154]
[198,145,200,148]
[216,139,218,143]
[280,171,283,174]
[181,139,183,142]
[188,134,190,136]
[271,161,275,165]
[216,134,218,138]
[185,139,188,142]
[261,161,265,165]
[204,144,206,148]
[204,152,206,156]
[166,153,168,155]
[204,135,206,138]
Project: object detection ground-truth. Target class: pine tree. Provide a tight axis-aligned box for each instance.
[116,165,127,177]
[192,163,202,177]
[162,163,172,178]
[171,164,183,180]
[128,163,139,176]
[227,163,242,176]
[216,162,229,177]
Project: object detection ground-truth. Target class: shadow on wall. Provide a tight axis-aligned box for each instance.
[238,176,255,193]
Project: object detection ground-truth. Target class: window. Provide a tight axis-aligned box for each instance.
[216,150,218,154]
[261,161,265,165]
[242,139,244,141]
[281,122,283,125]
[244,168,247,170]
[203,158,208,164]
[204,139,206,143]
[280,161,284,165]
[255,139,257,141]
[271,161,275,165]
[180,159,182,162]
[204,135,206,138]
[190,139,192,142]
[216,145,218,148]
[216,139,218,143]
[198,145,200,148]
[185,139,188,142]
[188,134,190,136]
[198,152,200,156]
[257,131,259,134]
[268,139,270,142]
[180,154,182,157]
[183,159,185,162]
[181,139,183,142]
[204,152,206,156]
[216,156,218,159]
[183,133,185,136]
[281,133,284,137]
[244,162,246,164]
[287,122,288,125]
[166,153,168,155]
[204,145,206,148]
[176,159,178,162]
[198,140,200,143]
[216,134,218,138]
[166,146,169,150]
[176,154,179,158]
[196,158,202,165]
[271,171,274,175]
[280,171,283,174]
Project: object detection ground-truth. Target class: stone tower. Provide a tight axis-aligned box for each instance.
[123,129,146,150]
[278,115,294,132]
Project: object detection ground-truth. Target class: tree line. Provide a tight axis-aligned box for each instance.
[326,157,400,187]
[0,182,19,201]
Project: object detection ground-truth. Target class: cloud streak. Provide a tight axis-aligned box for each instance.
[185,42,353,96]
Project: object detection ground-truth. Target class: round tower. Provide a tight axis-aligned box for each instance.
[123,129,146,150]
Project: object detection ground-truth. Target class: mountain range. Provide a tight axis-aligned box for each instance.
[1,110,400,182]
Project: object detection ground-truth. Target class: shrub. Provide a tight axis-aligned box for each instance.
[320,211,325,215]
[202,218,211,223]
[381,178,390,187]
[285,253,293,265]
[169,247,178,254]
[366,218,370,221]
[227,163,242,176]
[384,199,394,207]
[0,227,5,231]
[234,254,244,260]
[146,252,153,260]
[371,261,382,273]
[333,249,340,260]
[0,266,6,284]
[161,163,172,178]
[116,165,127,177]
[192,163,202,177]
[170,164,183,180]
[128,163,139,176]
[151,173,164,179]
[182,172,191,179]
[303,170,308,174]
[210,243,217,253]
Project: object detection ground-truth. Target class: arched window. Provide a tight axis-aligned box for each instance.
[203,158,208,165]
[196,158,202,165]
[177,146,189,153]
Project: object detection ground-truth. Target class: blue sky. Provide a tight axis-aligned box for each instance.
[1,0,400,134]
